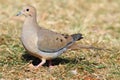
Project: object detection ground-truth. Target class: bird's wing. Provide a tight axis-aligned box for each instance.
[37,28,73,52]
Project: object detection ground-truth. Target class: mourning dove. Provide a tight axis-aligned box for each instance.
[17,5,83,69]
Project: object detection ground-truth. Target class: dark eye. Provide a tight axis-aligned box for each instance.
[26,9,29,11]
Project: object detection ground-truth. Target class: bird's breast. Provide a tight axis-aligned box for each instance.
[21,25,38,53]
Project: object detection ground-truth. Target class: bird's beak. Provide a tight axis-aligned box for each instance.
[16,11,22,16]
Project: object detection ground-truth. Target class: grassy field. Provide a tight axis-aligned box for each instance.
[0,0,120,80]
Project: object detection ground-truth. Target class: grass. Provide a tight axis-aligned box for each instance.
[0,0,120,80]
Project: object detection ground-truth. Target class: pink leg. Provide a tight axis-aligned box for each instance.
[49,60,52,66]
[28,58,46,69]
[35,58,46,69]
[49,60,54,68]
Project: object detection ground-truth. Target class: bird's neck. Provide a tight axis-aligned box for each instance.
[24,15,38,27]
[22,16,39,35]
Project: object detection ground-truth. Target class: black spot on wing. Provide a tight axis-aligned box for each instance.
[56,37,63,42]
[60,39,63,42]
[62,34,69,39]
[56,37,59,40]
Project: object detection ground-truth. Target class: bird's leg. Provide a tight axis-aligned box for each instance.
[49,60,52,66]
[28,58,46,69]
[48,60,59,69]
[35,58,46,69]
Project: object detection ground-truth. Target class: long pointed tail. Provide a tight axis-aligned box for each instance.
[69,43,111,51]
[69,33,110,51]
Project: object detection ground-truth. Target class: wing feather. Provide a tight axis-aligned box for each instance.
[37,28,73,52]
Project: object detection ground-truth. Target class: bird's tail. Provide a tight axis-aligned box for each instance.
[69,34,110,51]
[69,43,111,51]
[71,33,83,41]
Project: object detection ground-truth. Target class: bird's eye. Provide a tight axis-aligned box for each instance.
[26,9,29,11]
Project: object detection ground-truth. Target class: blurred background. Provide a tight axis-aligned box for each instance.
[0,0,120,80]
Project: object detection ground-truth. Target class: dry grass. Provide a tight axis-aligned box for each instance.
[0,0,120,80]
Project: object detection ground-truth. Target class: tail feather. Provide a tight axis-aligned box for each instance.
[71,33,83,41]
[69,43,111,51]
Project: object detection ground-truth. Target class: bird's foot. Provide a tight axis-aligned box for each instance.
[48,60,54,69]
[49,65,54,69]
[28,63,40,70]
[28,58,46,70]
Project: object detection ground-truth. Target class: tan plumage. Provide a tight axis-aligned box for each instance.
[17,5,83,69]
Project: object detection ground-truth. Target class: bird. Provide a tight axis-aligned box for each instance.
[17,5,83,69]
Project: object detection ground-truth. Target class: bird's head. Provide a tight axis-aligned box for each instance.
[17,5,36,17]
